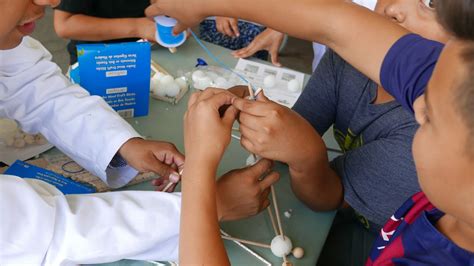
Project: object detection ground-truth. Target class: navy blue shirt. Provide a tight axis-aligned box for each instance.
[293,48,420,229]
[380,34,444,112]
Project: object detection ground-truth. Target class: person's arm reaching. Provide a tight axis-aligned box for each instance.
[180,89,239,265]
[54,10,156,42]
[146,0,408,85]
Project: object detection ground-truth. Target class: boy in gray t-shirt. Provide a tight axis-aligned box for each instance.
[293,49,419,230]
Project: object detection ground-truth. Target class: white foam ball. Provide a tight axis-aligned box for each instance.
[195,77,212,90]
[264,75,277,88]
[270,236,293,258]
[214,77,229,88]
[160,75,175,86]
[14,138,26,148]
[24,134,35,145]
[192,70,206,83]
[292,247,304,259]
[152,78,167,97]
[165,82,181,98]
[175,77,188,91]
[35,135,48,145]
[287,79,300,93]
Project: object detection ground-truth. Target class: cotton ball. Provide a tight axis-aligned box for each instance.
[14,138,26,148]
[292,247,304,259]
[214,77,229,88]
[0,119,18,140]
[264,75,277,88]
[270,235,293,258]
[165,82,181,98]
[24,134,35,145]
[175,77,188,91]
[192,70,206,83]
[287,79,300,93]
[206,71,219,81]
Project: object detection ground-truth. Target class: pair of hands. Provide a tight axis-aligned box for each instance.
[145,3,285,66]
[215,17,285,67]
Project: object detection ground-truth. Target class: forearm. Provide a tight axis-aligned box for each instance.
[180,158,229,265]
[54,11,144,41]
[288,136,343,211]
[202,0,408,84]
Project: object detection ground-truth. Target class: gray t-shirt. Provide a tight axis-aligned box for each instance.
[293,50,420,229]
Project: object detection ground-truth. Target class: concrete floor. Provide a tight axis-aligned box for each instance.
[33,8,314,74]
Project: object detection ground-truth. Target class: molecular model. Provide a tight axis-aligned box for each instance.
[223,86,304,266]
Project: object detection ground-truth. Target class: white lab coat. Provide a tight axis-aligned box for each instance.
[0,37,181,265]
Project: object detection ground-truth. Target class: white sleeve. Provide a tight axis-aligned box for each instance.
[0,37,141,188]
[0,175,181,265]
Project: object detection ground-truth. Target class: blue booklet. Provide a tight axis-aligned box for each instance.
[77,42,151,118]
[5,160,96,195]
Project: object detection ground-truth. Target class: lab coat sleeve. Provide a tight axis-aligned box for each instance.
[0,37,141,188]
[0,175,181,265]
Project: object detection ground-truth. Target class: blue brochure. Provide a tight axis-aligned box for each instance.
[5,160,96,195]
[77,42,151,118]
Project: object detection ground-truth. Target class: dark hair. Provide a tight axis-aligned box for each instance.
[436,0,474,41]
[437,0,474,154]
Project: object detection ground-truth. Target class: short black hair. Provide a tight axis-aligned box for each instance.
[437,0,474,155]
[436,0,474,41]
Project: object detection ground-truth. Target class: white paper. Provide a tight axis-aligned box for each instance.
[235,59,305,107]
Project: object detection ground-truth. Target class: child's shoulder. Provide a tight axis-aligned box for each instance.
[367,192,473,266]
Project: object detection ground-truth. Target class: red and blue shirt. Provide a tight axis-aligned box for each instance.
[366,192,474,265]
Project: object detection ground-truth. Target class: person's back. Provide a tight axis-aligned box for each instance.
[54,0,152,64]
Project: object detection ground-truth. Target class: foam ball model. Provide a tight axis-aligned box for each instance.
[263,75,277,88]
[287,79,300,93]
[165,82,181,98]
[271,236,293,257]
[192,70,206,83]
[292,247,304,259]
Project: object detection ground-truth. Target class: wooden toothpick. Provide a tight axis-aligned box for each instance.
[271,185,285,237]
[267,207,280,236]
[221,235,271,249]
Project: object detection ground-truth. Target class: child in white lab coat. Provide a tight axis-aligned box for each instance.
[0,0,279,264]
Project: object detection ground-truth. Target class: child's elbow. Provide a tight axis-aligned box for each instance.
[53,12,72,39]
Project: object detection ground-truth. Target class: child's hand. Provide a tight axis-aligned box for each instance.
[233,92,320,166]
[145,0,207,35]
[216,159,280,221]
[136,17,157,42]
[215,17,240,38]
[184,89,238,163]
[232,29,285,67]
[118,138,185,183]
